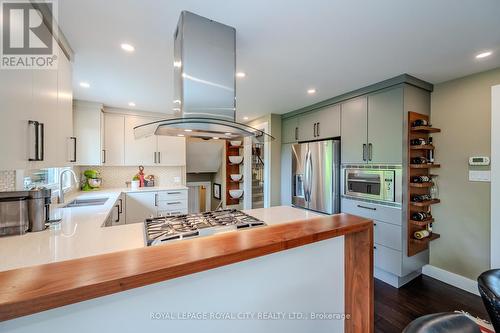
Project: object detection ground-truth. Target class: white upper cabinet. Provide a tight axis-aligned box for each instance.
[73,102,104,166]
[157,136,186,166]
[124,116,156,166]
[0,42,73,171]
[103,113,125,166]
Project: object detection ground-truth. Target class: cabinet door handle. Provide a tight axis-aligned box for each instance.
[362,144,367,161]
[102,149,106,164]
[154,194,158,207]
[158,152,161,164]
[38,122,44,161]
[70,137,77,162]
[368,143,373,161]
[357,204,376,211]
[114,205,120,222]
[28,120,39,161]
[295,127,298,140]
[316,122,320,137]
[373,246,377,250]
[118,198,123,213]
[154,152,157,164]
[313,123,317,137]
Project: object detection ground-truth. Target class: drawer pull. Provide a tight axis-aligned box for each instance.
[167,202,182,205]
[357,205,376,211]
[373,246,377,250]
[167,192,181,195]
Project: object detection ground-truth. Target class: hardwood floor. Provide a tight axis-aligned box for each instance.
[375,275,488,333]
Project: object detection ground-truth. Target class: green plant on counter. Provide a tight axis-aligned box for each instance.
[132,175,140,181]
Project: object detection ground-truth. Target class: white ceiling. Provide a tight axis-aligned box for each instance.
[59,0,500,121]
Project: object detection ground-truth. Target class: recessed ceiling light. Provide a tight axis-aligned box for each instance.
[307,88,317,95]
[128,102,136,107]
[173,61,182,68]
[173,99,181,104]
[243,116,249,120]
[224,132,232,136]
[476,51,493,59]
[213,137,219,140]
[184,129,192,132]
[177,134,185,137]
[121,43,135,52]
[80,82,90,88]
[236,72,246,78]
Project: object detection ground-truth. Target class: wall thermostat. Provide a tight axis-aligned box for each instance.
[469,156,490,166]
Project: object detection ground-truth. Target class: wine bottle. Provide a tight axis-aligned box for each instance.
[411,175,431,183]
[414,230,430,240]
[411,157,428,164]
[411,194,432,202]
[410,138,427,146]
[412,212,431,221]
[412,119,428,127]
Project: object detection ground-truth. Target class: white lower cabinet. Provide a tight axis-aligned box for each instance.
[125,190,188,224]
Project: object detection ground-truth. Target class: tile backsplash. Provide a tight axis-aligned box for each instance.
[0,170,16,191]
[80,166,185,188]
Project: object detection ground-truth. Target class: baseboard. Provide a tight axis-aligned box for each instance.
[422,265,479,296]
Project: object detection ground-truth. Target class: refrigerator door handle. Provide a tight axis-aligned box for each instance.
[306,149,313,202]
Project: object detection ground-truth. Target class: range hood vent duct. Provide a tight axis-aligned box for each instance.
[135,11,273,143]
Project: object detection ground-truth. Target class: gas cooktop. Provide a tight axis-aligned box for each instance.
[144,209,266,246]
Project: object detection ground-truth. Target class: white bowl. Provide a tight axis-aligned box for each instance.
[229,189,244,199]
[230,174,242,182]
[230,140,242,147]
[228,156,243,164]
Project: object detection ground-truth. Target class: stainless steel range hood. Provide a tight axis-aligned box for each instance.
[134,11,273,142]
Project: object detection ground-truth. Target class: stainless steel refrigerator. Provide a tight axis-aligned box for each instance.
[292,139,340,214]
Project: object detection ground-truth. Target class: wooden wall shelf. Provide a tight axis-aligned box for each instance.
[410,163,441,169]
[407,112,441,257]
[410,145,435,150]
[409,218,435,227]
[410,182,434,188]
[410,199,441,207]
[410,233,441,244]
[225,141,243,206]
[411,126,441,133]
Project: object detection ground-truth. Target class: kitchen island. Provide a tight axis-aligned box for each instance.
[0,205,373,333]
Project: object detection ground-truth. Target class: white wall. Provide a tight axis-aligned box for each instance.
[491,84,500,269]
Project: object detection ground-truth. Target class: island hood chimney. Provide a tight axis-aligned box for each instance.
[134,11,273,142]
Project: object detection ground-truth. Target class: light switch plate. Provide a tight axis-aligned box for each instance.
[469,170,491,182]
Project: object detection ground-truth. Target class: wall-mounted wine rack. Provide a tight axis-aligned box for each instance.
[407,112,441,256]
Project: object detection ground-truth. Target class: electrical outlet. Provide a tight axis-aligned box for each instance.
[173,176,181,184]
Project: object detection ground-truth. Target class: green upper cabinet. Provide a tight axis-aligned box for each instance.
[341,96,368,164]
[282,117,299,144]
[341,87,404,164]
[367,87,403,164]
[282,104,341,144]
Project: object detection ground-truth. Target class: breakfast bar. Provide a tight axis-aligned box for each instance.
[0,207,373,333]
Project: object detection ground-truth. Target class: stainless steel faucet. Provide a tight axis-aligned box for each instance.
[59,169,79,204]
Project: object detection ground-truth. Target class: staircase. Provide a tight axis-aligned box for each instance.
[252,144,264,208]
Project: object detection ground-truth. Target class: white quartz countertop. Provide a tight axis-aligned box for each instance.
[0,187,320,272]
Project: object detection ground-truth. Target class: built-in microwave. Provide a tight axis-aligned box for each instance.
[343,167,401,204]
